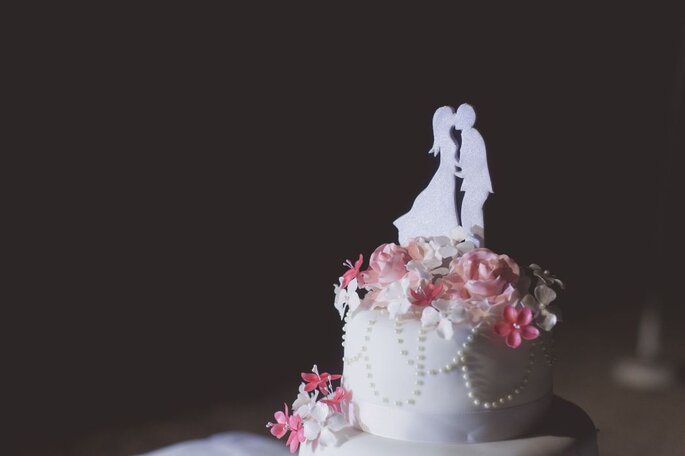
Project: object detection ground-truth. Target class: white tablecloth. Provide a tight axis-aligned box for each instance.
[142,432,290,456]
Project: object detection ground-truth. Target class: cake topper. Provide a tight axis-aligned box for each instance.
[394,103,492,246]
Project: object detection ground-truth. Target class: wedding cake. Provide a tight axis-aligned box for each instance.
[267,104,598,455]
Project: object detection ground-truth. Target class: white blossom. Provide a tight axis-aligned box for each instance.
[522,284,561,331]
[333,278,360,319]
[421,299,467,339]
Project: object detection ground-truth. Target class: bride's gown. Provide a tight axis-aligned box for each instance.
[394,129,460,245]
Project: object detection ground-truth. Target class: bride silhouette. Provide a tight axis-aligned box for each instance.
[394,106,460,244]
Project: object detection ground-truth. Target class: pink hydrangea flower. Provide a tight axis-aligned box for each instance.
[451,248,521,306]
[266,403,290,439]
[341,254,364,289]
[361,243,410,287]
[321,386,352,414]
[286,414,306,453]
[301,365,342,395]
[494,305,540,348]
[410,283,444,307]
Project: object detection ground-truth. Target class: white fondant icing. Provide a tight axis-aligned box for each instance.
[341,309,552,443]
[300,396,598,456]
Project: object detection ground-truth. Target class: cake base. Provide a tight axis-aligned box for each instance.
[300,396,598,456]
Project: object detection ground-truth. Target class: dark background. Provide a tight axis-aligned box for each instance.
[8,6,685,455]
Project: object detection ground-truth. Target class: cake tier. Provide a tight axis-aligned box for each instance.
[300,396,597,456]
[341,308,553,443]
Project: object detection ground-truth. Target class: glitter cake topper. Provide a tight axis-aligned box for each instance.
[394,103,492,246]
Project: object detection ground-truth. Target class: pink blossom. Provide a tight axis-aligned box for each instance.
[451,248,520,306]
[341,254,364,289]
[266,403,290,439]
[410,283,444,307]
[286,414,306,453]
[435,273,469,300]
[321,386,352,414]
[361,243,410,287]
[494,305,540,348]
[301,366,342,395]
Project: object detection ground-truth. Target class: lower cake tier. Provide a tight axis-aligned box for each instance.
[342,308,553,443]
[300,396,598,456]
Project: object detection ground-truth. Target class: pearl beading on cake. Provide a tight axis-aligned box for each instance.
[343,310,546,410]
[464,340,540,409]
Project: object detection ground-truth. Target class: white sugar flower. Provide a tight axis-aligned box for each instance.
[421,299,467,339]
[406,259,434,283]
[318,413,348,447]
[292,382,317,411]
[521,284,561,331]
[450,226,468,243]
[429,236,460,263]
[296,401,330,441]
[333,278,361,319]
[376,277,412,319]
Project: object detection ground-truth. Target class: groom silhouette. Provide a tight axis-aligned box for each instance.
[454,103,492,245]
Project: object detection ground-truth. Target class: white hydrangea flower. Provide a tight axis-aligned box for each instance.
[318,413,348,447]
[375,277,412,319]
[421,299,467,339]
[296,401,330,441]
[429,236,460,262]
[292,382,317,411]
[522,283,561,331]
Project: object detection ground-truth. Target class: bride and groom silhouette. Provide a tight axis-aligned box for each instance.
[394,103,492,246]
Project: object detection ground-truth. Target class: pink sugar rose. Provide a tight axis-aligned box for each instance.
[435,272,469,300]
[451,248,520,305]
[361,243,410,287]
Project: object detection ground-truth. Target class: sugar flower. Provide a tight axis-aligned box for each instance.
[451,248,520,306]
[268,365,351,452]
[341,254,364,289]
[333,278,361,320]
[321,386,352,414]
[297,400,331,441]
[301,365,342,395]
[266,403,290,439]
[410,282,444,307]
[286,414,306,453]
[361,243,410,287]
[292,382,317,411]
[421,299,467,339]
[522,283,561,331]
[494,305,539,348]
[373,277,413,318]
[529,264,565,290]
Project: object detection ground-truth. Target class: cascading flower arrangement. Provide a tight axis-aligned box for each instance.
[334,228,564,348]
[267,365,352,453]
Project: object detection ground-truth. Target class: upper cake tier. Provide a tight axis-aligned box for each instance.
[335,233,561,444]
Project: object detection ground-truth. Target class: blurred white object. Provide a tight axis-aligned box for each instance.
[141,432,290,456]
[613,304,677,390]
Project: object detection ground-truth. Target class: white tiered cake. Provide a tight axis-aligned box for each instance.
[268,104,598,455]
